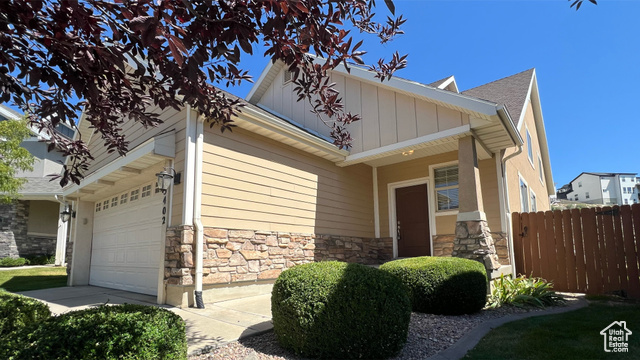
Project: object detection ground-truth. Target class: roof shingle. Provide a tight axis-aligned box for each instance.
[462,69,534,125]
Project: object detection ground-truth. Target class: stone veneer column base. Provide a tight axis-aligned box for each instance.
[452,220,501,275]
[163,226,394,307]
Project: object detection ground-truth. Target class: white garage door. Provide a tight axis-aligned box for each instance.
[90,182,163,295]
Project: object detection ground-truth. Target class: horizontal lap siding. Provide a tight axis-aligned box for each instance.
[201,127,374,238]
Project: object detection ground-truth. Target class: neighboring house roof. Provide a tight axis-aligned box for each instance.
[567,171,638,185]
[0,104,22,121]
[428,76,453,88]
[18,177,63,196]
[462,69,535,129]
[427,75,459,93]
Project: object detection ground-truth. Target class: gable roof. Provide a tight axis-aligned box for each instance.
[462,69,534,129]
[428,76,452,88]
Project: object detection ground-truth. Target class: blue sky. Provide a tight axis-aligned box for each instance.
[4,1,636,187]
[228,0,640,188]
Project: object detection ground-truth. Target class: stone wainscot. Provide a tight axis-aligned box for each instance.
[164,226,393,288]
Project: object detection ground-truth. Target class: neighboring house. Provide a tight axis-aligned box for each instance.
[559,172,639,206]
[0,105,73,264]
[61,62,554,307]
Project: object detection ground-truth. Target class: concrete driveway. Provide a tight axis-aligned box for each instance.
[20,286,273,355]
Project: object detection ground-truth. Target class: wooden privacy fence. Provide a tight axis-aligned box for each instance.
[512,204,640,299]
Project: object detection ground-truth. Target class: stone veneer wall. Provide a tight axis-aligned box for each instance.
[0,201,29,258]
[433,232,510,265]
[20,235,56,257]
[164,226,393,286]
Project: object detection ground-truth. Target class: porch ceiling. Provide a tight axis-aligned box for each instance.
[64,156,166,203]
[63,133,175,202]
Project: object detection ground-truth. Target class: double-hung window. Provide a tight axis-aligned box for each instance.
[434,166,459,211]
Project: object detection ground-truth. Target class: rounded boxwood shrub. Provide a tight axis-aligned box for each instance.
[0,290,52,359]
[8,304,187,360]
[272,261,411,359]
[380,256,488,315]
[0,290,51,338]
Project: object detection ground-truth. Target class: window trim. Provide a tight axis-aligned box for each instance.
[283,70,293,85]
[429,161,460,214]
[525,126,535,169]
[518,173,530,213]
[530,189,537,213]
[538,155,544,185]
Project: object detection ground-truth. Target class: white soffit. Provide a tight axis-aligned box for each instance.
[63,132,175,200]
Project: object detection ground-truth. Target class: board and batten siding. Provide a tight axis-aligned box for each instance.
[84,106,187,226]
[376,151,503,238]
[201,127,375,238]
[257,68,470,153]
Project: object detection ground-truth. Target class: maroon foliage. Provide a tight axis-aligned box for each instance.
[0,0,405,186]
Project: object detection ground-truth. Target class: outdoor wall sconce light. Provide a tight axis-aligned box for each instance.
[60,204,75,223]
[156,167,176,194]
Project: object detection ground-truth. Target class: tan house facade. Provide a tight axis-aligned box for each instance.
[62,61,554,307]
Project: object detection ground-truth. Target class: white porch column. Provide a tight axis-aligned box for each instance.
[68,200,94,286]
[54,202,68,266]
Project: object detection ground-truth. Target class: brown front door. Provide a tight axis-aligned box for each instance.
[395,184,430,257]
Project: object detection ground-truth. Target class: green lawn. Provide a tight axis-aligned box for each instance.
[0,267,68,292]
[464,301,640,359]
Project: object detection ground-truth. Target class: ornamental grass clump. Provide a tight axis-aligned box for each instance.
[380,256,488,315]
[488,274,565,308]
[271,261,411,359]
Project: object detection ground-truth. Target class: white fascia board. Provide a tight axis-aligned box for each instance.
[516,74,536,132]
[62,134,174,196]
[497,105,523,146]
[17,194,60,200]
[238,106,348,159]
[338,124,471,166]
[529,74,555,196]
[438,76,459,93]
[245,60,277,103]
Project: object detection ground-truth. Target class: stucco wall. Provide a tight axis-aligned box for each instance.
[505,101,551,214]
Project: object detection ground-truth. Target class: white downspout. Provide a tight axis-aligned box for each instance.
[501,145,523,278]
[193,111,205,308]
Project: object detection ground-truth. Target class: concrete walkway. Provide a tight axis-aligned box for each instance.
[19,286,273,355]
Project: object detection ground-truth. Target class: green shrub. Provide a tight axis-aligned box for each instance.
[7,304,187,360]
[380,256,488,315]
[488,274,565,308]
[24,255,56,265]
[272,261,411,359]
[0,289,51,338]
[0,257,27,267]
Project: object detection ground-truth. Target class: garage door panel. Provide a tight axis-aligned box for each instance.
[90,183,163,296]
